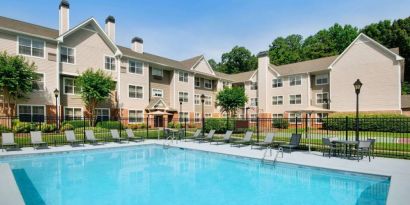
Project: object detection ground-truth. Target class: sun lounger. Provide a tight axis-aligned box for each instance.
[211,130,233,145]
[85,130,104,144]
[251,133,275,149]
[184,129,202,141]
[30,131,48,149]
[1,133,18,151]
[231,131,253,147]
[125,129,144,142]
[110,129,128,143]
[279,134,302,153]
[195,130,215,143]
[65,130,83,146]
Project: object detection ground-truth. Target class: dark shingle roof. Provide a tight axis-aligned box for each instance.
[273,55,338,76]
[180,55,203,69]
[0,16,58,39]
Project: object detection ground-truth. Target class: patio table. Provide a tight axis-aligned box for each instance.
[331,140,358,159]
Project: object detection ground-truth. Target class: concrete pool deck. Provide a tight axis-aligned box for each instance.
[0,140,409,205]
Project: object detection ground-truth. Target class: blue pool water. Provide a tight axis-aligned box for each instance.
[0,145,389,205]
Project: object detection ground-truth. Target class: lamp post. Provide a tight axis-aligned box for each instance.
[53,89,59,130]
[323,99,329,136]
[179,98,183,123]
[353,79,362,141]
[200,94,206,137]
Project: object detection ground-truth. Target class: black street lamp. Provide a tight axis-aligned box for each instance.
[354,79,362,141]
[179,98,183,123]
[200,94,206,137]
[53,88,59,130]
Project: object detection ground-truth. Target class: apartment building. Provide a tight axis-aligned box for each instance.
[0,0,404,127]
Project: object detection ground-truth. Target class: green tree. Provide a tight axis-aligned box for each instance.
[219,46,257,74]
[208,59,218,70]
[76,69,116,120]
[0,52,38,116]
[402,81,410,95]
[216,87,248,118]
[269,34,303,65]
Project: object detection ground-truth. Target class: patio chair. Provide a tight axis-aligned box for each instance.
[231,131,253,147]
[85,130,104,145]
[125,129,144,142]
[110,129,128,143]
[210,130,233,145]
[30,131,48,149]
[367,138,376,159]
[251,133,275,149]
[1,133,18,151]
[65,130,83,146]
[355,140,372,162]
[279,134,302,153]
[184,129,202,141]
[195,130,215,143]
[322,138,340,158]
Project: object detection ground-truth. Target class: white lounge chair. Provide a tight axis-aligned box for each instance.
[231,131,253,147]
[30,131,48,149]
[110,129,128,143]
[65,130,83,146]
[85,130,104,144]
[1,133,18,151]
[195,130,215,143]
[125,129,144,142]
[210,130,233,145]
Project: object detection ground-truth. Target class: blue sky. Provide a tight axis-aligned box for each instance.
[1,0,409,61]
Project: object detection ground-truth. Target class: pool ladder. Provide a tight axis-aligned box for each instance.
[262,146,283,164]
[163,135,176,149]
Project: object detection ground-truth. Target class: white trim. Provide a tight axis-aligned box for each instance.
[268,65,281,77]
[104,55,116,71]
[151,88,163,97]
[16,36,46,59]
[16,104,46,121]
[95,108,110,119]
[289,94,302,105]
[190,56,216,76]
[316,92,329,104]
[63,106,83,120]
[272,78,283,88]
[203,79,212,89]
[60,46,76,65]
[272,96,283,105]
[315,74,329,85]
[178,91,189,103]
[178,70,189,83]
[63,77,79,95]
[289,75,302,86]
[288,112,302,124]
[128,109,144,124]
[128,59,144,75]
[128,84,144,99]
[0,27,56,41]
[195,77,201,88]
[152,67,164,77]
[194,94,200,105]
[204,95,212,106]
[33,72,46,92]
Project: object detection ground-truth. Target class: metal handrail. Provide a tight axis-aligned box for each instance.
[163,135,175,148]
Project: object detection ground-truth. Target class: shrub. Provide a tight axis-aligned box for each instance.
[60,123,74,131]
[168,122,181,128]
[127,123,146,129]
[13,122,36,133]
[323,113,410,133]
[96,120,123,129]
[0,125,11,132]
[204,118,234,133]
[62,120,90,129]
[40,123,57,133]
[272,119,289,129]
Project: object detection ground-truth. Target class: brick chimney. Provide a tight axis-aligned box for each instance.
[131,37,143,53]
[105,16,116,42]
[59,0,70,35]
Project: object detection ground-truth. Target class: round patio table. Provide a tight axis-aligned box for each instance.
[331,140,358,159]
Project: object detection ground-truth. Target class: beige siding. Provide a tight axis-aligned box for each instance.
[193,59,214,75]
[310,72,330,109]
[149,68,171,105]
[330,36,401,112]
[172,70,195,112]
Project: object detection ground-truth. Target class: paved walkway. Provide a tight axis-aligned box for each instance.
[0,140,409,205]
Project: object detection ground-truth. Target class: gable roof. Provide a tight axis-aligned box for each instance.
[229,70,257,83]
[0,16,58,39]
[272,55,338,76]
[180,55,203,69]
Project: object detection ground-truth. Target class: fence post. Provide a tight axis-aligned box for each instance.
[146,116,149,139]
[119,117,122,138]
[345,116,348,141]
[256,117,259,143]
[184,118,187,138]
[83,117,86,144]
[305,116,309,152]
[295,117,298,135]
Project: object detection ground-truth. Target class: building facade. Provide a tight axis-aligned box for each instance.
[0,1,405,127]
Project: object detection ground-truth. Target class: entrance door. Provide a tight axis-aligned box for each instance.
[154,116,163,127]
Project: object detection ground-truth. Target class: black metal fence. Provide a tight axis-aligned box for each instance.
[0,116,409,159]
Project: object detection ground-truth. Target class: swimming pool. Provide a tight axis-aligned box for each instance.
[0,145,390,205]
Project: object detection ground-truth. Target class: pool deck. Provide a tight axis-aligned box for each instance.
[0,140,409,205]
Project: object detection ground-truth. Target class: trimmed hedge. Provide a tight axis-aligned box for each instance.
[62,120,90,129]
[272,119,289,129]
[323,113,410,133]
[96,120,123,129]
[168,122,182,128]
[40,123,57,133]
[204,118,235,133]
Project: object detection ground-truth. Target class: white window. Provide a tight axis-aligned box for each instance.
[152,88,163,97]
[316,74,329,85]
[104,56,116,70]
[64,107,82,120]
[289,75,301,86]
[129,60,143,74]
[95,108,110,121]
[289,94,301,104]
[251,98,258,106]
[61,46,75,64]
[204,79,212,89]
[129,85,143,99]
[179,71,189,82]
[272,78,283,88]
[250,82,258,90]
[195,112,201,122]
[316,93,329,104]
[64,77,80,95]
[179,112,189,121]
[18,105,45,122]
[204,95,212,106]
[195,77,201,87]
[33,73,45,91]
[152,68,163,77]
[250,114,258,122]
[179,92,188,102]
[205,113,212,118]
[272,114,283,118]
[316,113,328,124]
[272,96,283,105]
[129,110,143,123]
[289,112,301,124]
[18,36,44,57]
[194,94,200,105]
